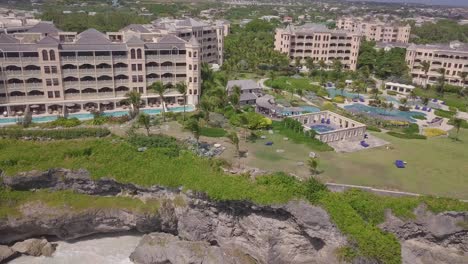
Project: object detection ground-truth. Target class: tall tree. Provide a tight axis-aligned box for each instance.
[294,57,302,67]
[458,71,468,88]
[307,157,319,176]
[305,57,315,72]
[452,118,463,140]
[420,61,431,89]
[137,113,151,136]
[185,119,201,147]
[176,81,188,121]
[227,131,240,167]
[436,68,446,96]
[148,81,167,122]
[124,90,141,119]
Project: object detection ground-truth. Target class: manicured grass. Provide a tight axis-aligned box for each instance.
[200,127,227,137]
[434,109,456,118]
[414,88,467,112]
[271,121,333,152]
[320,129,468,199]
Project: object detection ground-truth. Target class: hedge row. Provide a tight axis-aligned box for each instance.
[0,127,111,139]
[387,131,427,139]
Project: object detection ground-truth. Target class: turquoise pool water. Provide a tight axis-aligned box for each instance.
[384,96,400,103]
[0,105,195,125]
[311,124,335,133]
[344,103,425,122]
[327,88,364,99]
[300,105,320,113]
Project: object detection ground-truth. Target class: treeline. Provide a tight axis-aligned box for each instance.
[357,40,409,80]
[40,10,151,32]
[410,19,468,44]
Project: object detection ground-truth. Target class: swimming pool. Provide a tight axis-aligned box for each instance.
[300,105,320,113]
[311,124,335,133]
[0,105,195,125]
[344,103,425,122]
[327,88,364,99]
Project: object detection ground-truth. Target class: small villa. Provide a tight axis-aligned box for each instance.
[384,82,415,95]
[291,111,367,143]
[226,79,262,106]
[256,94,304,117]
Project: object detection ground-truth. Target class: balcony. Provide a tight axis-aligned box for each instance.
[115,91,128,97]
[115,79,129,85]
[23,70,41,77]
[64,81,78,89]
[80,80,97,87]
[5,70,22,77]
[114,68,128,74]
[25,83,43,89]
[64,94,81,100]
[61,56,77,62]
[176,67,186,74]
[95,56,112,62]
[6,83,25,90]
[96,68,112,74]
[21,57,39,63]
[3,57,22,63]
[147,78,159,84]
[79,69,96,74]
[113,56,128,62]
[62,69,79,75]
[77,56,94,62]
[97,80,114,87]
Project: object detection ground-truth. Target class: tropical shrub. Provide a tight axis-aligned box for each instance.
[434,109,456,118]
[332,96,345,103]
[424,128,447,138]
[0,128,110,139]
[44,117,81,128]
[127,134,181,157]
[200,127,227,137]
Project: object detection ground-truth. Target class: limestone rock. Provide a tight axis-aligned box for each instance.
[0,245,17,263]
[11,238,55,257]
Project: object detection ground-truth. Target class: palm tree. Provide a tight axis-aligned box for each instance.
[318,60,326,70]
[458,71,467,89]
[400,98,408,108]
[176,81,188,121]
[305,57,315,72]
[137,113,151,136]
[436,68,446,96]
[185,118,200,147]
[337,80,346,96]
[296,88,304,100]
[227,131,240,167]
[124,90,141,119]
[422,97,429,106]
[371,87,379,100]
[452,118,463,140]
[199,97,212,121]
[409,90,417,103]
[148,81,167,122]
[294,57,302,68]
[420,61,431,88]
[307,157,319,176]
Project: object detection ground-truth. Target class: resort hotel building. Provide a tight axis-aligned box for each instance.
[405,41,468,88]
[0,18,229,117]
[336,17,411,43]
[274,23,361,70]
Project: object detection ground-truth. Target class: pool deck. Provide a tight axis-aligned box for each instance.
[328,133,389,153]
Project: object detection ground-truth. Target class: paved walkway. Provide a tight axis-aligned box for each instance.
[328,133,389,153]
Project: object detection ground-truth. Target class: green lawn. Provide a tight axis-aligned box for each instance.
[414,88,467,112]
[265,76,320,92]
[320,130,468,199]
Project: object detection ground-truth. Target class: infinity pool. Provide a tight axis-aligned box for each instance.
[300,105,320,113]
[327,88,364,99]
[0,105,195,125]
[311,124,335,133]
[344,103,425,122]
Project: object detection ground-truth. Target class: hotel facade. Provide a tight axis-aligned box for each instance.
[274,24,361,70]
[0,18,229,116]
[336,17,411,43]
[405,41,468,88]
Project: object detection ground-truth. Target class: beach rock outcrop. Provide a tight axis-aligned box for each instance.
[0,245,17,263]
[11,238,56,257]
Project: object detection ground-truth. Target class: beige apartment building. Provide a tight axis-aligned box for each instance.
[405,41,468,88]
[116,18,229,66]
[0,21,203,116]
[274,24,361,70]
[336,17,411,43]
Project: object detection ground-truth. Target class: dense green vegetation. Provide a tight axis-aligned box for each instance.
[413,87,467,112]
[357,40,409,80]
[0,127,110,139]
[434,109,456,119]
[40,10,150,32]
[223,20,290,74]
[410,20,468,44]
[387,123,427,139]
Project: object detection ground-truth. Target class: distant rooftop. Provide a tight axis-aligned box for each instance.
[226,79,259,91]
[408,41,468,52]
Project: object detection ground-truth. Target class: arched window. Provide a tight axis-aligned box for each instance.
[137,49,142,59]
[193,52,197,58]
[130,49,136,59]
[188,51,192,57]
[42,50,48,61]
[194,77,197,83]
[189,64,192,70]
[189,89,192,95]
[49,50,56,61]
[194,89,197,95]
[189,77,192,83]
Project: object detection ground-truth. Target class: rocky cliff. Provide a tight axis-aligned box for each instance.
[0,169,346,263]
[1,169,467,264]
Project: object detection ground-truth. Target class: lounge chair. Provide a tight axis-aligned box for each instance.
[326,119,330,124]
[364,134,368,139]
[395,160,405,168]
[422,106,427,111]
[427,108,432,112]
[432,99,438,102]
[359,97,365,102]
[415,105,420,110]
[360,141,369,148]
[265,141,273,146]
[321,118,325,124]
